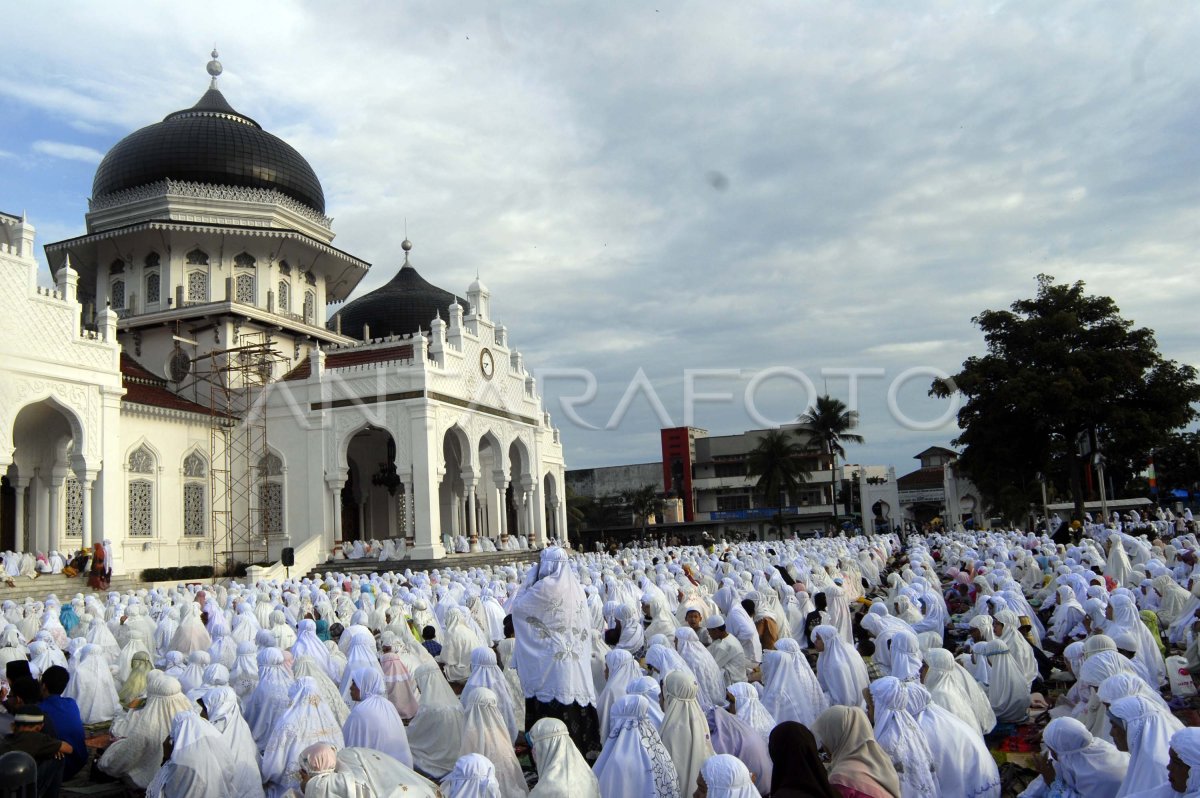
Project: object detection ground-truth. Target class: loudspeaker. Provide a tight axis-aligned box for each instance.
[281,547,295,567]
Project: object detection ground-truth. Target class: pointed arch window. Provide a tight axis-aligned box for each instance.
[186,249,209,266]
[183,452,207,537]
[258,452,284,539]
[128,445,156,537]
[303,290,316,325]
[65,476,83,538]
[187,271,208,303]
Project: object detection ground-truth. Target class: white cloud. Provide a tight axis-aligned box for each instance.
[31,140,104,163]
[3,1,1200,471]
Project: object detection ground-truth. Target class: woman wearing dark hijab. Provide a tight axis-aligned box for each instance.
[768,721,838,798]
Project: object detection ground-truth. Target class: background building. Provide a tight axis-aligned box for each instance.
[0,57,566,575]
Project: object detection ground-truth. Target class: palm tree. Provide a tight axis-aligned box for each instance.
[745,429,809,539]
[798,395,864,533]
[622,484,662,546]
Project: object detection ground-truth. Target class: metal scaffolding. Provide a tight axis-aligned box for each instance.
[193,331,289,573]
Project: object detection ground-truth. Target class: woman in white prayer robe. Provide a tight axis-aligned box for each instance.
[99,672,196,789]
[727,681,776,740]
[762,639,828,726]
[1107,594,1168,688]
[697,754,759,798]
[65,642,122,725]
[527,717,601,798]
[460,687,528,798]
[592,694,681,798]
[660,670,715,797]
[262,676,345,798]
[245,647,296,752]
[1019,717,1128,798]
[461,646,520,742]
[922,647,996,736]
[443,753,502,798]
[970,615,1031,723]
[1110,695,1181,798]
[905,681,1001,798]
[408,663,466,780]
[292,618,338,681]
[824,584,856,646]
[342,667,412,768]
[627,676,666,730]
[867,678,937,798]
[178,649,211,694]
[1050,586,1087,643]
[169,601,213,656]
[333,746,442,798]
[295,743,372,798]
[813,623,870,708]
[199,685,265,798]
[378,631,419,719]
[295,656,352,727]
[231,639,260,702]
[145,711,236,798]
[440,606,485,684]
[596,648,642,739]
[674,627,727,709]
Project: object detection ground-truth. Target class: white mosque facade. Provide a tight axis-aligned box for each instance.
[0,57,567,576]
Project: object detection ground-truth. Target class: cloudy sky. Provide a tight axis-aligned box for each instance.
[3,2,1198,475]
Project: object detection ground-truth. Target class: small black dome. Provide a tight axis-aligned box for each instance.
[334,263,468,339]
[92,86,326,214]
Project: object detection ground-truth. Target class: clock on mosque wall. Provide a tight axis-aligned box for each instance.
[480,347,495,380]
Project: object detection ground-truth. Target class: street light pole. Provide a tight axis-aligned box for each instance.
[1094,452,1109,524]
[1037,472,1050,534]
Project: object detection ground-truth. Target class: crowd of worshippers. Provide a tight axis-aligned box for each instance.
[1,524,1200,798]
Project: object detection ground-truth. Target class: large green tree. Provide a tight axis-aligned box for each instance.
[932,275,1200,521]
[745,429,810,537]
[1152,430,1200,497]
[797,395,864,529]
[622,484,663,545]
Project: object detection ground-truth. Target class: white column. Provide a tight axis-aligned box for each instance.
[13,478,28,552]
[80,478,94,550]
[47,475,63,554]
[408,406,444,559]
[464,471,480,552]
[404,475,415,548]
[496,473,509,546]
[325,470,346,555]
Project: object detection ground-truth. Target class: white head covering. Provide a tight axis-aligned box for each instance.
[98,672,195,789]
[462,646,519,743]
[659,671,715,797]
[460,687,528,798]
[1110,694,1181,796]
[527,717,601,798]
[443,753,502,798]
[1170,728,1200,797]
[673,627,726,709]
[65,642,122,725]
[1042,716,1129,797]
[244,647,294,751]
[921,647,996,736]
[597,648,643,739]
[760,646,827,727]
[260,676,346,796]
[592,694,681,798]
[145,711,235,798]
[813,624,870,707]
[699,754,759,798]
[408,663,466,780]
[727,681,775,740]
[335,746,442,798]
[510,548,596,706]
[200,686,265,798]
[868,678,937,798]
[905,682,1000,798]
[342,667,413,768]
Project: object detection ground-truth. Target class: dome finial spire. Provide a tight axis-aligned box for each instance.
[401,217,412,265]
[206,48,223,88]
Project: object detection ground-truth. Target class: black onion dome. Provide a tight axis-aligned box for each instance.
[334,263,468,339]
[92,86,326,214]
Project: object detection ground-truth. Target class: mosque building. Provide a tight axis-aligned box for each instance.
[0,53,567,575]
